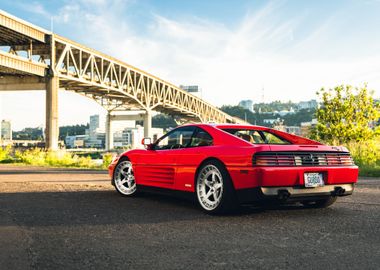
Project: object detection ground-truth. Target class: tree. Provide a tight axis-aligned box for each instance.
[311,84,380,144]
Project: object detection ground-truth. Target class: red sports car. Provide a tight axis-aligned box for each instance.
[109,124,358,214]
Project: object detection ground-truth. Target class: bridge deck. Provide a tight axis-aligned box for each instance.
[0,10,48,44]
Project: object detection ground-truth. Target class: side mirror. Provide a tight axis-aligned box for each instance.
[141,138,153,149]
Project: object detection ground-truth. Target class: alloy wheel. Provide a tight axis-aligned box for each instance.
[197,164,224,211]
[114,160,137,195]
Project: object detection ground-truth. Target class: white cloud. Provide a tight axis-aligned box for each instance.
[17,1,50,18]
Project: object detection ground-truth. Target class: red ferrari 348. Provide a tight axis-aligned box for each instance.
[109,124,358,214]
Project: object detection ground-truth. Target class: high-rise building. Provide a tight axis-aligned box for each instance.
[238,100,254,112]
[86,114,106,148]
[89,114,105,135]
[1,120,12,140]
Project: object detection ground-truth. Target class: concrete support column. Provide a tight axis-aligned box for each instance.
[144,109,152,139]
[105,112,113,151]
[45,76,59,150]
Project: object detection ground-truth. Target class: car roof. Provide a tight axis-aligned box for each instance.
[213,124,268,130]
[178,123,269,130]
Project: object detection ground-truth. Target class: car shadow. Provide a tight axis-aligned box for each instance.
[0,188,335,228]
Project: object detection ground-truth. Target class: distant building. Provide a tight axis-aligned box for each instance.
[238,100,254,112]
[64,114,164,149]
[285,126,301,136]
[89,114,105,134]
[85,132,105,149]
[263,119,278,125]
[277,108,295,116]
[65,135,88,149]
[180,85,201,98]
[300,119,318,137]
[297,100,318,110]
[114,126,164,149]
[1,120,12,140]
[113,129,131,148]
[85,114,106,148]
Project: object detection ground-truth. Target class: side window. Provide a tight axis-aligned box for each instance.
[190,128,213,147]
[249,130,266,144]
[155,127,195,150]
[221,128,288,144]
[260,131,289,144]
[234,130,265,144]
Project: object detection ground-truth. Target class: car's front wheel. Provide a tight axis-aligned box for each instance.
[113,158,138,196]
[196,160,238,214]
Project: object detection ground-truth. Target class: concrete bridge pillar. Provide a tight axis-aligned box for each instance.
[45,76,59,150]
[144,109,152,139]
[105,112,113,151]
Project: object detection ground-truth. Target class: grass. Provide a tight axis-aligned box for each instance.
[0,147,112,170]
[357,165,380,177]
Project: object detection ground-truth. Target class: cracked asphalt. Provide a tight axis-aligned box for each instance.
[0,165,379,270]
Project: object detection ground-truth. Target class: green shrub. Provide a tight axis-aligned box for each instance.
[12,148,101,169]
[102,153,113,169]
[16,148,46,165]
[342,137,380,177]
[0,145,13,162]
[346,138,380,167]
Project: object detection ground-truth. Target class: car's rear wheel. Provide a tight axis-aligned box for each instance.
[196,160,238,214]
[301,196,337,208]
[113,158,138,196]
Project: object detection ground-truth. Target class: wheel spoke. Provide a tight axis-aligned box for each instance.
[215,189,221,199]
[205,179,212,187]
[120,179,128,185]
[214,183,222,190]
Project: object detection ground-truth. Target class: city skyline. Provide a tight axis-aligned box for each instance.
[1,0,380,130]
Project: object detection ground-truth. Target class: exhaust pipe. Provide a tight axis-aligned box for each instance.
[277,189,290,201]
[333,187,346,196]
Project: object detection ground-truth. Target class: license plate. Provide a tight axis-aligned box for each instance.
[304,173,324,187]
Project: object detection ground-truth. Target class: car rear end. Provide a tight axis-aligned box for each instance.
[244,145,358,203]
[213,125,359,204]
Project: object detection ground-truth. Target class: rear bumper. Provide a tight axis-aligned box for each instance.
[261,183,354,197]
[236,183,354,203]
[228,165,359,190]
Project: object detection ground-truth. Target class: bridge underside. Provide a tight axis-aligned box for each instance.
[0,9,245,150]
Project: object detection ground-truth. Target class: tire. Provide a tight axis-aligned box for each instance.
[302,196,337,208]
[196,160,238,214]
[112,157,138,197]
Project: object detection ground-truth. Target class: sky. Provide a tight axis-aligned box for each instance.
[1,0,380,130]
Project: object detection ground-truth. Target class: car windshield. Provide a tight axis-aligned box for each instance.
[221,128,290,145]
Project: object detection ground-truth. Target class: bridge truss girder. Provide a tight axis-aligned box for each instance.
[53,35,236,123]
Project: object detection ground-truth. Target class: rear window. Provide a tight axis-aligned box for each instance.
[221,129,290,145]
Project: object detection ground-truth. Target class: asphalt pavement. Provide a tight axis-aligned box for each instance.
[0,165,379,270]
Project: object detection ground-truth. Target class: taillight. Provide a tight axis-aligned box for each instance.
[254,157,272,166]
[253,152,355,166]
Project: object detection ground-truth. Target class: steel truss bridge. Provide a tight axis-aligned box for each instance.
[0,10,244,150]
